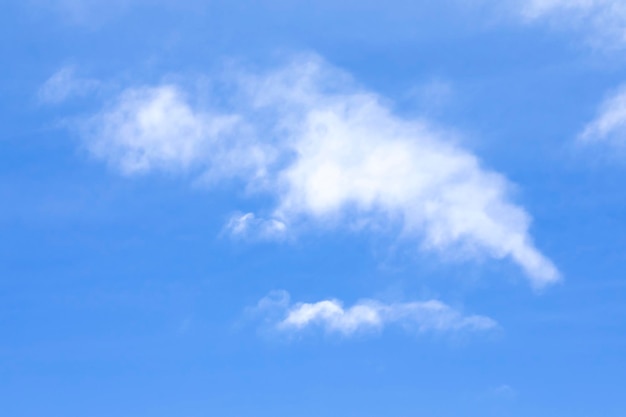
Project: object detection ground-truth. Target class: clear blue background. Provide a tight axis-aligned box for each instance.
[1,1,626,416]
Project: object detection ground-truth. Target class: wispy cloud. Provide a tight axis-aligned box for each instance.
[58,54,560,288]
[579,84,626,149]
[225,212,287,240]
[256,291,497,337]
[512,1,626,160]
[38,66,101,104]
[518,0,626,49]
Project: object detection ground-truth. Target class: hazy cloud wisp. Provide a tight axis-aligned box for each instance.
[39,66,101,104]
[519,0,626,49]
[580,85,626,149]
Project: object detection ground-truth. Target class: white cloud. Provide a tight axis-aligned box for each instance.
[39,66,100,104]
[83,85,231,174]
[518,0,626,49]
[67,55,559,288]
[579,85,626,148]
[257,291,497,336]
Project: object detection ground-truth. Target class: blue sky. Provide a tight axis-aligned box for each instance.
[3,1,626,416]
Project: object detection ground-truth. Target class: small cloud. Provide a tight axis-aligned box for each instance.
[39,66,101,104]
[491,384,517,400]
[257,290,291,311]
[254,291,498,338]
[225,212,287,240]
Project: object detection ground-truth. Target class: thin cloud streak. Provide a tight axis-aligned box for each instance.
[580,85,626,148]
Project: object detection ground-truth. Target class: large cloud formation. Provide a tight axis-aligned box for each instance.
[75,56,559,288]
